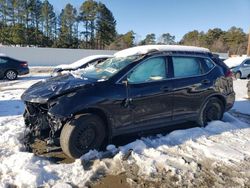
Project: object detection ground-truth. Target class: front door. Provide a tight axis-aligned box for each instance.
[126,56,173,131]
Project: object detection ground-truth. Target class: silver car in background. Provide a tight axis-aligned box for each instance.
[224,56,250,79]
[51,55,113,77]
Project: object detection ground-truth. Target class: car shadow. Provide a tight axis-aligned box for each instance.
[111,112,249,149]
[112,121,199,147]
[0,100,24,117]
[18,75,50,80]
[232,99,250,115]
[0,75,49,82]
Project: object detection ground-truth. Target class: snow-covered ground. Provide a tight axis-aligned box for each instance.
[0,76,249,187]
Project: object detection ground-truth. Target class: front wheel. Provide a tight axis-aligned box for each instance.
[235,71,241,79]
[60,114,106,159]
[197,98,224,127]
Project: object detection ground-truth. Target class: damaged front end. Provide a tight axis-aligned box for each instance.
[21,74,94,153]
[23,101,66,152]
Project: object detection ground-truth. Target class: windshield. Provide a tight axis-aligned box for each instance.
[74,56,139,81]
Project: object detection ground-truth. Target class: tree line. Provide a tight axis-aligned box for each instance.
[0,0,119,49]
[139,27,248,55]
[0,0,248,54]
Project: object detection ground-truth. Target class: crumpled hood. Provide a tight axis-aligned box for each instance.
[21,74,94,103]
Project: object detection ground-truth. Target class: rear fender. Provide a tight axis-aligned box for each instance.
[199,94,226,115]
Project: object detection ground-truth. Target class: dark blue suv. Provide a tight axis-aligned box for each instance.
[22,45,235,158]
[0,55,29,80]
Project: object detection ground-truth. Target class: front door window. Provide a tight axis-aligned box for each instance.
[128,57,167,83]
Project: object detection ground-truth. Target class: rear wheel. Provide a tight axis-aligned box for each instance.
[235,71,241,79]
[5,70,17,80]
[197,98,224,127]
[60,114,106,159]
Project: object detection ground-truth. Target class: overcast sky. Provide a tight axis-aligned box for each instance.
[49,0,250,41]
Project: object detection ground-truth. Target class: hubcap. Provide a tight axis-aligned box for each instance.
[205,105,220,122]
[6,71,16,80]
[77,127,96,149]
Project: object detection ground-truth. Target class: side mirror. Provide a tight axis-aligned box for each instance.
[122,79,128,86]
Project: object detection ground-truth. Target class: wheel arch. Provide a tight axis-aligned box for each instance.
[212,95,226,110]
[235,70,242,78]
[197,94,226,126]
[73,107,113,142]
[202,94,226,111]
[5,69,18,76]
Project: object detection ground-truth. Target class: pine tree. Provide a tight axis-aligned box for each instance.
[57,3,78,48]
[96,2,116,49]
[224,27,246,54]
[140,33,156,45]
[41,0,56,45]
[158,33,175,45]
[31,0,42,45]
[79,0,98,48]
[108,31,134,50]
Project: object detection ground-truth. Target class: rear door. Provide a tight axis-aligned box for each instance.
[170,55,216,120]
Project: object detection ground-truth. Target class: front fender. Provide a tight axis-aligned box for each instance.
[48,91,107,118]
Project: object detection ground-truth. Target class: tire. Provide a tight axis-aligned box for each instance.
[5,70,17,80]
[235,71,241,79]
[60,113,106,159]
[197,97,224,127]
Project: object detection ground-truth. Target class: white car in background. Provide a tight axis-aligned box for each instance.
[224,56,250,79]
[52,55,113,77]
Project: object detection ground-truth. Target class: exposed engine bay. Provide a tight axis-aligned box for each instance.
[23,102,66,152]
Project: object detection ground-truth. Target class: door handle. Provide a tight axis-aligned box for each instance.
[201,79,210,84]
[160,86,172,92]
[122,98,133,108]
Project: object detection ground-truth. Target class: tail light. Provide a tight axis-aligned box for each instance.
[20,62,28,68]
[225,69,233,77]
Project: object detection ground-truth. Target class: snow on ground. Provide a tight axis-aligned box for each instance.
[232,79,250,115]
[0,76,250,187]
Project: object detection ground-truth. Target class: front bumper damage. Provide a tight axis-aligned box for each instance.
[23,102,66,152]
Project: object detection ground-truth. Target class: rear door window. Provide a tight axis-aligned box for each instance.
[172,56,202,78]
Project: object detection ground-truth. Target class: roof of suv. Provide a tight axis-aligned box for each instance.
[114,45,210,57]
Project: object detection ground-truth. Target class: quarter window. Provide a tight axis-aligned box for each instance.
[172,57,202,78]
[128,57,167,83]
[201,58,215,73]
